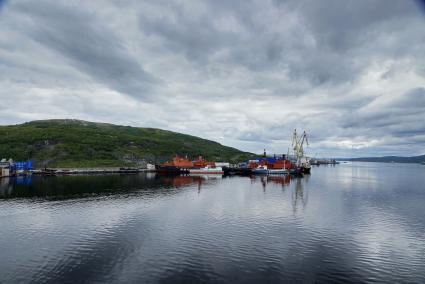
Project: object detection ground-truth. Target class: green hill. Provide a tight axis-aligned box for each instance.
[0,119,255,168]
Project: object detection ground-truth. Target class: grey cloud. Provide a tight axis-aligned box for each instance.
[396,88,425,108]
[11,0,157,99]
[137,0,424,88]
[297,0,418,51]
[137,1,247,65]
[282,0,424,85]
[237,132,272,144]
[0,0,424,157]
[341,88,425,140]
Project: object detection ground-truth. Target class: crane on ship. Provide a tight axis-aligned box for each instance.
[291,129,311,174]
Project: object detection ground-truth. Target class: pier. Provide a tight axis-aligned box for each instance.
[33,167,155,176]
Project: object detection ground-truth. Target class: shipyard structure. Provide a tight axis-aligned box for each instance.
[0,159,33,178]
[1,130,314,178]
[156,129,312,176]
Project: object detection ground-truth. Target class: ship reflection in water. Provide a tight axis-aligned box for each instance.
[250,174,309,212]
[0,173,306,201]
[0,176,33,197]
[0,173,227,199]
[1,163,425,283]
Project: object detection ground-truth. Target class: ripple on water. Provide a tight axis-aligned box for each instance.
[1,168,425,283]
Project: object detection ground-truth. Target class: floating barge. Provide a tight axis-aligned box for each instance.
[33,167,153,176]
[223,167,252,176]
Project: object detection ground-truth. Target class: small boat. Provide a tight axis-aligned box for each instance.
[268,168,288,175]
[189,166,224,174]
[289,167,303,176]
[301,163,311,174]
[252,165,268,175]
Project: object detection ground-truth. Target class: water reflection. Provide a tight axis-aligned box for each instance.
[249,174,311,213]
[250,175,292,192]
[292,177,309,213]
[0,177,14,197]
[249,174,303,191]
[1,163,425,283]
[160,174,222,191]
[0,173,227,200]
[1,173,313,218]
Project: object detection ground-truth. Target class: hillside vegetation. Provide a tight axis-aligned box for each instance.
[0,119,255,167]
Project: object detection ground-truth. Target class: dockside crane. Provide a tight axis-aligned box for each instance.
[292,129,311,173]
[292,129,309,162]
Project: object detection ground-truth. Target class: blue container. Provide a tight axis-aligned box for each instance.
[14,161,33,171]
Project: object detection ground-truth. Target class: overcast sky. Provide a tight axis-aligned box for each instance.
[0,0,424,157]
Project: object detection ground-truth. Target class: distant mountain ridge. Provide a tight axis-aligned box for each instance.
[0,119,255,167]
[346,155,425,163]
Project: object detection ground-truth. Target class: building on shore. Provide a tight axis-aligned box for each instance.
[0,159,13,178]
[0,159,33,178]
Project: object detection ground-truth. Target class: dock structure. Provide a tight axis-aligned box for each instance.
[0,159,11,178]
[33,167,155,176]
[310,159,339,165]
[0,159,33,178]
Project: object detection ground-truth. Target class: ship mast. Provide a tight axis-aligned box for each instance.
[292,129,309,166]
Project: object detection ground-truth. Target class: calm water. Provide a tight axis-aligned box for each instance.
[1,163,425,283]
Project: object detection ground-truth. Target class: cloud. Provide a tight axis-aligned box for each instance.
[6,0,158,100]
[0,0,424,157]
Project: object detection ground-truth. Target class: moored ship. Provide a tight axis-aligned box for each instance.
[156,156,193,174]
[157,155,224,175]
[268,168,289,175]
[252,165,269,175]
[249,150,293,175]
[189,165,224,174]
